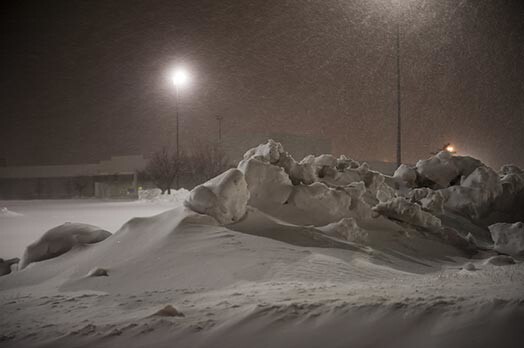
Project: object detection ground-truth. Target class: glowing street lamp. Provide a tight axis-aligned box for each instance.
[170,67,190,189]
[394,0,402,168]
[446,144,455,153]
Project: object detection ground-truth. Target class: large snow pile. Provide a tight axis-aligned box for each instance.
[184,139,523,244]
[19,222,111,269]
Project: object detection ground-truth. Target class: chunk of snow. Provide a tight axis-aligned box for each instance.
[151,305,184,317]
[393,164,417,186]
[242,138,284,164]
[407,188,444,214]
[287,181,373,225]
[416,152,483,189]
[373,197,441,231]
[483,255,516,266]
[462,262,476,271]
[488,222,524,257]
[87,267,109,277]
[20,223,111,269]
[238,157,292,206]
[185,168,249,225]
[442,166,502,219]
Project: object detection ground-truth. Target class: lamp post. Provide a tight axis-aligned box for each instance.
[395,0,402,168]
[170,68,189,189]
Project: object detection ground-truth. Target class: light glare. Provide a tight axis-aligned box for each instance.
[171,68,189,87]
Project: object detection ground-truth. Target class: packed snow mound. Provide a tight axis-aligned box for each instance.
[138,188,190,204]
[20,223,111,269]
[1,207,23,217]
[489,222,524,257]
[393,164,418,187]
[373,197,442,231]
[185,168,249,225]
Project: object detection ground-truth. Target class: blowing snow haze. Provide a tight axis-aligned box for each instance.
[1,0,523,167]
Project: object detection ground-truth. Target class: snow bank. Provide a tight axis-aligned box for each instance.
[20,223,111,269]
[489,222,524,257]
[185,168,249,225]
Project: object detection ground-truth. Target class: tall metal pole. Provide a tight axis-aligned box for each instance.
[216,115,223,144]
[395,1,402,168]
[175,85,180,189]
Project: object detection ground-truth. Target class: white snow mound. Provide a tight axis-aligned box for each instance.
[185,168,250,225]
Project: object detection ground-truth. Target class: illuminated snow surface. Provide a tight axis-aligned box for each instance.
[1,140,523,348]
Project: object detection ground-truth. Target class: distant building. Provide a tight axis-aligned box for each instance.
[0,155,147,200]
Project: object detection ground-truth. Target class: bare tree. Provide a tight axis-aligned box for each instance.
[144,147,186,194]
[73,176,90,197]
[187,142,232,185]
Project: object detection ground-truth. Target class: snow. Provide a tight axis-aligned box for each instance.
[185,168,249,224]
[489,222,524,257]
[0,207,23,217]
[0,140,523,348]
[373,197,442,231]
[19,222,111,269]
[138,188,190,204]
[393,164,417,186]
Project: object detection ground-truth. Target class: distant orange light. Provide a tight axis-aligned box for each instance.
[446,145,455,152]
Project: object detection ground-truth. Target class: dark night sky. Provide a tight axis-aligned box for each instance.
[1,0,523,168]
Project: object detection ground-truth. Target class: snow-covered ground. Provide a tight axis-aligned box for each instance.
[1,140,523,348]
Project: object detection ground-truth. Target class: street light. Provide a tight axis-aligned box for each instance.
[394,0,402,168]
[170,67,190,189]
